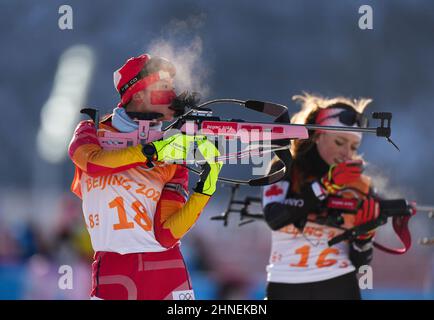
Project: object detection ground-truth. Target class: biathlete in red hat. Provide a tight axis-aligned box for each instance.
[68,53,222,300]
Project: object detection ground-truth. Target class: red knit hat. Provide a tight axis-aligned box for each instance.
[113,54,176,106]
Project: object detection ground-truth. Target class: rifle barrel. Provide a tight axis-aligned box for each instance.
[302,124,377,134]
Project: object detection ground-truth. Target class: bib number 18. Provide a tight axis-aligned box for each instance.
[109,196,152,232]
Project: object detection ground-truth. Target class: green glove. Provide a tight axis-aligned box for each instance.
[145,133,197,163]
[193,138,223,196]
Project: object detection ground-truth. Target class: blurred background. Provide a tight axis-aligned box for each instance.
[0,0,433,299]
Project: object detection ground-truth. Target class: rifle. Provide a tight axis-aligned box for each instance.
[81,92,398,187]
[210,184,263,227]
[323,196,415,254]
[212,184,422,255]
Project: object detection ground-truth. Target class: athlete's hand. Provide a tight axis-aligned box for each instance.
[321,160,363,195]
[354,197,380,240]
[144,133,196,163]
[193,137,223,196]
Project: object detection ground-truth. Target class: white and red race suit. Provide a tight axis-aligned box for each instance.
[68,116,211,300]
[262,150,374,284]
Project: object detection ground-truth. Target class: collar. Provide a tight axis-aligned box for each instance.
[111,107,162,133]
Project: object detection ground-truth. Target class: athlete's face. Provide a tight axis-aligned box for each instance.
[315,131,361,166]
[127,78,176,121]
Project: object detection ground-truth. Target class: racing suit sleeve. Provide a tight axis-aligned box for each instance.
[68,120,149,177]
[263,180,321,231]
[153,165,211,248]
[262,161,321,231]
